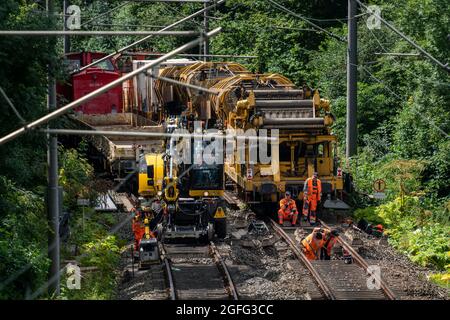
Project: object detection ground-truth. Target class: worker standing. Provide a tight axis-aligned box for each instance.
[301,227,324,260]
[302,172,322,225]
[320,228,340,260]
[131,208,145,252]
[278,191,298,226]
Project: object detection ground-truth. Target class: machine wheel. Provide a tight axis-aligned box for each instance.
[215,218,227,239]
[207,222,214,241]
[156,223,163,241]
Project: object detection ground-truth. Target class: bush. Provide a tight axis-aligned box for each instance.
[372,196,450,271]
[353,206,384,225]
[0,176,49,299]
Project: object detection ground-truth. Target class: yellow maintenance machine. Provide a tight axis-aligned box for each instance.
[211,75,343,204]
[138,117,227,243]
[138,153,165,197]
[143,61,346,222]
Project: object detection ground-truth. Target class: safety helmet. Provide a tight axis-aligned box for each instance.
[313,172,318,177]
[285,191,291,196]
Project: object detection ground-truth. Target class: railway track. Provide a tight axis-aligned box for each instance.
[161,243,239,300]
[270,219,396,300]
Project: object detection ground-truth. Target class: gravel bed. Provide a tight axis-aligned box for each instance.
[215,208,317,300]
[343,228,449,300]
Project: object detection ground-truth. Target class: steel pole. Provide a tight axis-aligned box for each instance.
[0,28,222,146]
[46,0,60,297]
[63,0,70,53]
[203,1,210,61]
[0,30,199,36]
[346,0,357,158]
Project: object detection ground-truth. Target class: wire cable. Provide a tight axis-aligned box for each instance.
[306,12,368,23]
[363,17,450,88]
[0,86,26,124]
[356,0,449,73]
[265,0,347,42]
[354,63,449,139]
[81,1,131,28]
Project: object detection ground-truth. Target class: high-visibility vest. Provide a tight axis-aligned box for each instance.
[302,232,322,258]
[321,229,337,255]
[305,178,322,200]
[279,198,297,213]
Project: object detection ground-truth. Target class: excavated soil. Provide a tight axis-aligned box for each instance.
[215,208,321,300]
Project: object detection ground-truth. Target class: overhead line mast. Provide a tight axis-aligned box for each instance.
[346,0,357,158]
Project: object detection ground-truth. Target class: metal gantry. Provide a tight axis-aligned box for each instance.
[0,30,200,36]
[75,0,225,72]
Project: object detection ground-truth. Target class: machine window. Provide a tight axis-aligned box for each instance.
[92,58,115,71]
[190,167,222,190]
[147,165,154,178]
[139,157,147,174]
[317,143,324,157]
[65,59,81,73]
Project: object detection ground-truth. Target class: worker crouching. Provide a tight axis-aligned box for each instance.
[301,227,323,260]
[301,227,340,261]
[320,228,340,260]
[278,191,298,226]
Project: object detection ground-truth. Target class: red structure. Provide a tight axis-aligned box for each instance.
[58,52,123,114]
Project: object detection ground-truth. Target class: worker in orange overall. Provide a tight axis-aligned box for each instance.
[301,227,324,260]
[278,191,298,226]
[131,208,146,252]
[320,228,340,260]
[302,172,322,225]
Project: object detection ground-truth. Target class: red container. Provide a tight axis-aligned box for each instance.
[57,52,123,114]
[72,68,123,114]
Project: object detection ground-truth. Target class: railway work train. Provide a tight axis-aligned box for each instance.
[59,52,348,245]
[145,61,346,206]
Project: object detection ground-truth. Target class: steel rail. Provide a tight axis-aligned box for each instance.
[159,244,177,300]
[0,27,222,146]
[320,220,397,300]
[210,242,239,300]
[163,258,176,300]
[270,220,335,300]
